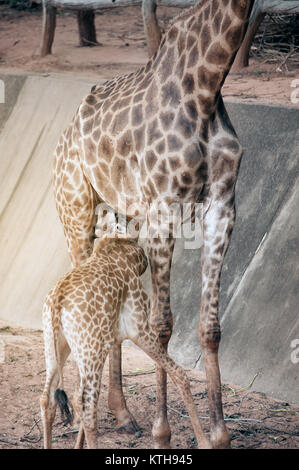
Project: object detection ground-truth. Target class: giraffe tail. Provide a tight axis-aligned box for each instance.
[54,389,73,426]
[48,283,73,426]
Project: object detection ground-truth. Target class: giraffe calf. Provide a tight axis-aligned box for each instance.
[40,235,210,449]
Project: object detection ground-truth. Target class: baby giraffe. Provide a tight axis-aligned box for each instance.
[40,234,211,449]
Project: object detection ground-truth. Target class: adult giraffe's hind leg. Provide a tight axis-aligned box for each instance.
[199,196,235,449]
[53,140,98,267]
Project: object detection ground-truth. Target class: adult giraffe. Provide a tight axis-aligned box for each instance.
[53,0,254,449]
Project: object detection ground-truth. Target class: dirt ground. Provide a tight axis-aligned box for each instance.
[0,4,298,451]
[0,320,298,450]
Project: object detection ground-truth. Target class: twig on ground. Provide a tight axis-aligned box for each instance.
[123,366,156,377]
[20,417,42,443]
[266,408,298,414]
[53,429,79,438]
[244,422,299,437]
[166,404,264,424]
[223,373,259,397]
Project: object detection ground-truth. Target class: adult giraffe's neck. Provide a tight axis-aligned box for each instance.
[159,0,254,116]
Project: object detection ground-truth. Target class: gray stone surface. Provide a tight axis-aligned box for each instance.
[222,102,299,314]
[0,73,26,133]
[168,102,299,404]
[218,180,299,403]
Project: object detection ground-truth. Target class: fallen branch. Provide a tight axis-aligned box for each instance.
[123,366,156,377]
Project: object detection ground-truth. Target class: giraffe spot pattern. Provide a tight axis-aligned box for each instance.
[51,7,250,415]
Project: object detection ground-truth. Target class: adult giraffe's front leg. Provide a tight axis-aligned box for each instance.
[198,195,235,449]
[147,233,175,449]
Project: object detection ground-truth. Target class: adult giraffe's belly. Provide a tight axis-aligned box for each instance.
[80,123,206,225]
[82,147,146,220]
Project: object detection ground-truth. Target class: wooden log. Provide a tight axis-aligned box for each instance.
[41,0,196,55]
[40,3,57,56]
[41,0,299,63]
[43,0,196,10]
[262,0,299,15]
[142,0,162,58]
[44,0,299,14]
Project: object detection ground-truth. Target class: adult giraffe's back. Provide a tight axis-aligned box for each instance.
[53,0,254,448]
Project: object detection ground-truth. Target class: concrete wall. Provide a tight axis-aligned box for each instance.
[0,73,96,328]
[0,72,298,403]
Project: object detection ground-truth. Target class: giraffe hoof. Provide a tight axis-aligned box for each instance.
[211,432,231,449]
[197,437,213,449]
[153,437,171,449]
[116,419,140,435]
[212,440,231,449]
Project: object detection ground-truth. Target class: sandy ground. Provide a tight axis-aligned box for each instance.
[0,320,298,450]
[0,4,298,451]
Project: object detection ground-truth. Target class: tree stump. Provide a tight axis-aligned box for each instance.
[77,10,98,47]
[232,0,299,71]
[142,0,162,58]
[40,3,57,56]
